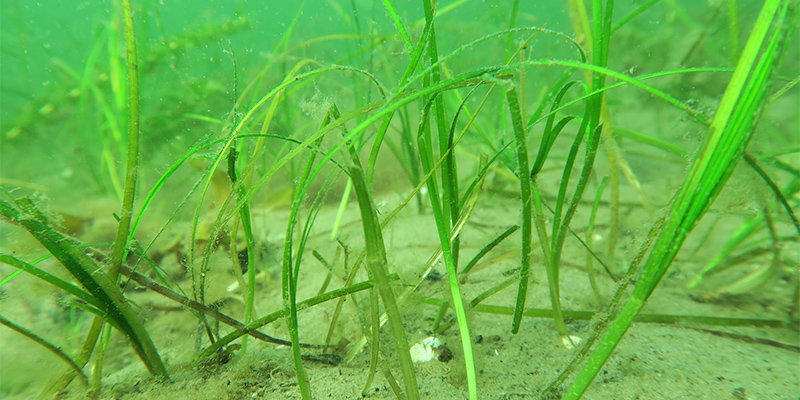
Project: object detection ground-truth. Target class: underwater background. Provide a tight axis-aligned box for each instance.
[1,1,798,399]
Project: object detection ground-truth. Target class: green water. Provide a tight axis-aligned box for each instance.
[1,1,798,399]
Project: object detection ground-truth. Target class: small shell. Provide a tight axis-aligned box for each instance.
[562,335,583,349]
[410,336,443,363]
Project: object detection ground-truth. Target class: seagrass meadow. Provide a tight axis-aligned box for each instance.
[0,0,798,399]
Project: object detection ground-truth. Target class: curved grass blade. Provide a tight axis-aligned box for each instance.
[743,153,800,235]
[563,1,793,397]
[530,80,584,178]
[193,279,375,364]
[350,126,420,400]
[0,198,168,378]
[461,225,520,275]
[0,254,104,314]
[505,85,535,338]
[0,314,89,388]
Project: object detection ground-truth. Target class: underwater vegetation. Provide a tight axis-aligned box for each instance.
[0,0,798,399]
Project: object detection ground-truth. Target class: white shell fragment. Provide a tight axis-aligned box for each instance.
[410,336,443,363]
[561,335,583,349]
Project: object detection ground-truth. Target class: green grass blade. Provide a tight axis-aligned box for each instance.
[280,117,331,400]
[586,176,609,301]
[506,85,534,338]
[0,314,89,388]
[109,0,141,282]
[611,0,659,34]
[0,254,104,313]
[381,0,413,53]
[349,156,420,400]
[563,1,791,397]
[226,143,258,353]
[744,153,800,237]
[0,198,168,378]
[193,279,375,363]
[116,264,294,347]
[531,80,585,178]
[461,225,520,275]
